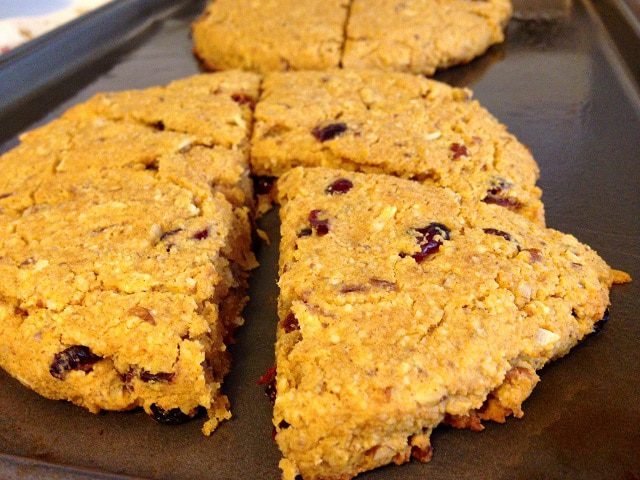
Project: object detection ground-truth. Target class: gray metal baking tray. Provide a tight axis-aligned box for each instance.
[0,0,638,478]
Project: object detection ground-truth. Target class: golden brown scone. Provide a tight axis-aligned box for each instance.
[252,70,544,225]
[0,73,259,435]
[343,0,512,75]
[273,166,622,480]
[192,0,350,73]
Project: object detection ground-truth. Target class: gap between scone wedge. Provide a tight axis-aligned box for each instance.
[271,166,630,480]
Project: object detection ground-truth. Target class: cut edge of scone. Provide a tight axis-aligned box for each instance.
[271,166,626,480]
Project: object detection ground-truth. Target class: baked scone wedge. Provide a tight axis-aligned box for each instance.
[252,70,544,225]
[0,72,260,434]
[343,0,512,75]
[192,0,350,73]
[273,167,628,480]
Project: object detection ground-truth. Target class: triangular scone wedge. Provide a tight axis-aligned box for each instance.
[0,72,260,435]
[273,167,624,480]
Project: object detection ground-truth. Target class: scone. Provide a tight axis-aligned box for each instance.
[272,166,628,480]
[343,0,512,75]
[0,72,260,434]
[252,70,544,224]
[191,0,511,75]
[192,0,350,73]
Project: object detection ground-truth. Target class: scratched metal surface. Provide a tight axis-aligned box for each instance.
[0,0,638,478]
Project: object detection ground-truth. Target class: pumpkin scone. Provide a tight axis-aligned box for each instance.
[343,0,512,75]
[272,167,628,480]
[192,0,350,73]
[251,70,544,225]
[0,73,259,434]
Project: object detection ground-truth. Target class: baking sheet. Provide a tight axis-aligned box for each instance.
[0,0,638,478]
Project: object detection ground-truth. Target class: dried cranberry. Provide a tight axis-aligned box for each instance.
[409,223,451,263]
[325,178,353,195]
[281,313,300,333]
[309,210,330,236]
[254,176,277,195]
[487,177,513,195]
[231,92,256,107]
[193,228,209,240]
[50,346,102,380]
[450,143,469,160]
[482,194,522,209]
[160,228,182,241]
[483,228,512,241]
[257,366,277,403]
[297,228,312,238]
[592,309,610,334]
[311,122,347,142]
[140,371,175,383]
[150,404,196,425]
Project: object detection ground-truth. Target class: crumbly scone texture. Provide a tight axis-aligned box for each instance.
[192,0,350,73]
[343,0,512,75]
[274,167,618,480]
[191,0,511,75]
[252,70,544,225]
[0,72,260,435]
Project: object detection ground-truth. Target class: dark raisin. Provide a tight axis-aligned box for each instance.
[257,365,277,403]
[450,143,469,160]
[483,228,512,241]
[297,228,313,238]
[193,228,209,240]
[140,371,175,383]
[408,223,451,263]
[152,121,165,131]
[325,178,353,195]
[278,419,290,429]
[144,161,159,171]
[50,346,102,380]
[160,228,182,241]
[150,404,195,425]
[309,210,330,236]
[592,309,610,334]
[281,313,300,333]
[254,176,277,195]
[311,122,347,142]
[231,92,255,107]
